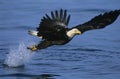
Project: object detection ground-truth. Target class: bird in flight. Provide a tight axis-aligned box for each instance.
[28,9,120,51]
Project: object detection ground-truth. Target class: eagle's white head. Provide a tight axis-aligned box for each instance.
[67,28,81,38]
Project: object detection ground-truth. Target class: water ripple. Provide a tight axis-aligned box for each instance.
[0,26,34,31]
[0,73,59,78]
[69,8,110,13]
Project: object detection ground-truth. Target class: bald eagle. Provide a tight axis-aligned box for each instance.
[28,9,120,51]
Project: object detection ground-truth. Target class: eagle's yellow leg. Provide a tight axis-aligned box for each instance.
[27,45,38,51]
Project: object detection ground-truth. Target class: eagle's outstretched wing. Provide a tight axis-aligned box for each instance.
[27,9,71,51]
[37,9,70,40]
[74,10,120,33]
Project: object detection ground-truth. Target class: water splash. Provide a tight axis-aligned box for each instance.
[4,42,35,67]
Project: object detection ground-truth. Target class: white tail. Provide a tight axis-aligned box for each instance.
[28,30,38,36]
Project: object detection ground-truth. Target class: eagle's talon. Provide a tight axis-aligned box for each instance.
[27,45,38,51]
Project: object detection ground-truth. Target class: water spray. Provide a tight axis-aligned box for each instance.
[4,42,35,67]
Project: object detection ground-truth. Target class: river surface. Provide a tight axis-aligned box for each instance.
[0,0,120,79]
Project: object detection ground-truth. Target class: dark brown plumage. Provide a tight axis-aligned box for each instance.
[74,10,120,33]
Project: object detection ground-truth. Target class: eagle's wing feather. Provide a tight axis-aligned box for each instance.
[37,9,70,40]
[74,10,120,33]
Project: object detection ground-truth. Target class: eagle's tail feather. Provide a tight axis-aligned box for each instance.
[28,30,38,36]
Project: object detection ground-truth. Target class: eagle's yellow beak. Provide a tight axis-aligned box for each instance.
[76,30,81,35]
[74,29,81,35]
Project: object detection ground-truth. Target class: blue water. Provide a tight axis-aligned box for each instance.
[0,0,120,79]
